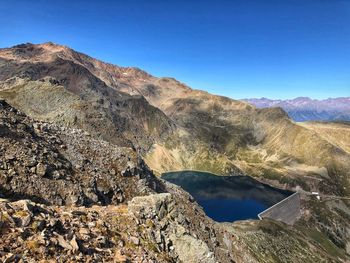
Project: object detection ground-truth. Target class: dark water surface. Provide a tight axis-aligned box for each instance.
[161,171,293,222]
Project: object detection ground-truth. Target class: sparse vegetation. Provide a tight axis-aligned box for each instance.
[0,42,349,262]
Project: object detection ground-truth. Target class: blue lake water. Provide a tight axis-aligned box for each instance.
[161,171,293,222]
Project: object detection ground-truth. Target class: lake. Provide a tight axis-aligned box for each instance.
[161,170,293,222]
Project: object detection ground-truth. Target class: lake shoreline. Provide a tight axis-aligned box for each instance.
[162,170,293,223]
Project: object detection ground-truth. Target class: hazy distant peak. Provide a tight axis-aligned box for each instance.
[244,97,350,122]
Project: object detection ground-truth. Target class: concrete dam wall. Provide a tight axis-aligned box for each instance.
[258,192,301,225]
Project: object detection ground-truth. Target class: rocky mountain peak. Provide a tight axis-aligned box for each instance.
[0,42,70,62]
[1,42,350,262]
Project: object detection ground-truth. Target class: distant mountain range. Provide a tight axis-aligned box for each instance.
[243,97,350,122]
[1,43,350,261]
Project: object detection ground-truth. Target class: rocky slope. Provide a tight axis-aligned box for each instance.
[299,121,350,154]
[0,99,227,262]
[0,43,175,152]
[0,42,350,261]
[0,99,161,206]
[0,99,346,262]
[30,42,349,197]
[244,97,350,122]
[1,43,349,193]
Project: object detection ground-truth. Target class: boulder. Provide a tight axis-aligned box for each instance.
[128,193,174,220]
[169,232,216,263]
[36,163,48,177]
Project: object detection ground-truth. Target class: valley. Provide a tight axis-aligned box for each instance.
[0,42,349,262]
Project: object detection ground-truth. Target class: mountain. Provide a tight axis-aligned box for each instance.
[0,42,350,261]
[0,43,176,151]
[244,97,350,122]
[299,121,350,154]
[0,99,234,262]
[1,43,349,193]
[0,95,344,263]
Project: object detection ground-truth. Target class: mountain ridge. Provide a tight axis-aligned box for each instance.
[1,42,349,195]
[1,42,350,260]
[244,97,350,122]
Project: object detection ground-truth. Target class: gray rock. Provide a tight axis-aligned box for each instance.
[70,236,79,252]
[25,158,38,167]
[52,170,61,179]
[36,163,48,177]
[8,169,16,176]
[3,253,19,263]
[112,189,124,204]
[169,233,216,263]
[96,235,108,247]
[57,237,71,250]
[130,236,140,246]
[118,239,125,247]
[20,213,32,227]
[128,193,173,220]
[5,153,15,161]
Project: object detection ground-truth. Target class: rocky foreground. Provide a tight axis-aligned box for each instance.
[0,99,232,262]
[0,96,348,262]
[0,42,349,262]
[0,193,220,262]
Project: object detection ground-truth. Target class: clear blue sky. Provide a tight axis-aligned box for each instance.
[0,0,349,99]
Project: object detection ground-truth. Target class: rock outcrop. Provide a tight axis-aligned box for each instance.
[129,193,216,263]
[0,99,162,206]
[0,99,235,262]
[0,42,349,262]
[0,198,172,262]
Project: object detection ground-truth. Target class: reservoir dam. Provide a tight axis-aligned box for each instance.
[162,170,301,225]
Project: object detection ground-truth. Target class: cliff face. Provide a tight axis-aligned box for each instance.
[0,42,350,261]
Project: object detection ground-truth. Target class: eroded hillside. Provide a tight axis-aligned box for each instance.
[0,42,350,261]
[299,121,350,154]
[1,43,349,198]
[0,94,347,263]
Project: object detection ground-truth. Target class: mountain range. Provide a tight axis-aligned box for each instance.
[0,42,349,262]
[244,97,350,122]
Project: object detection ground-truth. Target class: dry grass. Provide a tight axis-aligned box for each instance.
[299,122,350,154]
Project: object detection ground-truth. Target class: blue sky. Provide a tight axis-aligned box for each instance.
[0,0,349,99]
